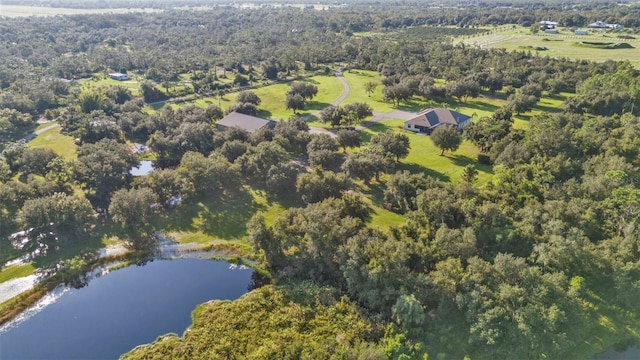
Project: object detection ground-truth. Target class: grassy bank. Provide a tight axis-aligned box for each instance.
[0,264,35,283]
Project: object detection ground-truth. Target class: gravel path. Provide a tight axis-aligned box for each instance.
[19,122,60,142]
[0,275,38,303]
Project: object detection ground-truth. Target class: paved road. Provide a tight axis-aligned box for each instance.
[308,73,418,136]
[307,71,351,138]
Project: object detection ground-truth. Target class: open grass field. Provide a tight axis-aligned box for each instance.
[0,5,161,17]
[361,120,494,185]
[28,125,77,160]
[458,26,640,68]
[252,75,344,120]
[159,75,344,120]
[78,77,141,95]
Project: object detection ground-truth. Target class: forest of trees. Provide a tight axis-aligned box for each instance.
[1,3,640,359]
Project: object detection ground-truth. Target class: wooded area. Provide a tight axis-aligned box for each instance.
[1,2,640,359]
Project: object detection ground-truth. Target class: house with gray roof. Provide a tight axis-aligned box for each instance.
[404,108,471,134]
[216,112,275,133]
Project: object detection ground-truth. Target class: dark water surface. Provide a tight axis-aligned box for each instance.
[0,259,252,360]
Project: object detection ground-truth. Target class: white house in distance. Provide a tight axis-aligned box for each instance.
[539,20,558,30]
[404,108,472,134]
[588,21,624,30]
[108,72,130,81]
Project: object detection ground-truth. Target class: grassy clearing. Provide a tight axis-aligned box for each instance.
[357,182,406,229]
[362,120,493,185]
[342,69,420,113]
[28,125,77,160]
[0,264,35,283]
[159,186,299,245]
[78,77,141,95]
[459,26,640,68]
[155,75,344,121]
[253,75,343,120]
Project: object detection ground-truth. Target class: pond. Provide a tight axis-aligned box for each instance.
[0,259,253,360]
[594,347,640,360]
[130,160,155,176]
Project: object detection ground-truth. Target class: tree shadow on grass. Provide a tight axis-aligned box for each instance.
[147,102,166,112]
[534,104,563,113]
[464,100,500,113]
[398,162,450,182]
[305,101,332,112]
[347,70,374,77]
[159,188,263,240]
[359,182,388,210]
[200,191,261,239]
[450,154,494,175]
[359,122,391,144]
[257,109,274,119]
[396,99,425,112]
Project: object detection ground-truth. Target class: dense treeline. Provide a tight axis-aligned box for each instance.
[4,0,640,28]
[243,112,640,359]
[2,4,640,359]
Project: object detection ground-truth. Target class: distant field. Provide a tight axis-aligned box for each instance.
[458,26,640,68]
[0,5,161,17]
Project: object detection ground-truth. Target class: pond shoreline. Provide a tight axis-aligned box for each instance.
[0,236,260,327]
[0,258,255,360]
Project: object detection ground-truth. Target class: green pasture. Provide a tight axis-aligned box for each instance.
[361,120,494,185]
[252,75,344,120]
[78,76,141,95]
[0,264,35,284]
[342,69,423,113]
[28,125,77,160]
[459,26,640,68]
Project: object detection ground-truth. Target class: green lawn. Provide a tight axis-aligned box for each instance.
[78,76,141,95]
[253,75,344,120]
[459,26,640,68]
[362,120,493,185]
[156,75,345,121]
[28,125,77,160]
[0,264,35,283]
[341,69,426,113]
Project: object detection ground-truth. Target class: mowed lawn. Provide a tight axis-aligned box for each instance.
[252,75,344,120]
[460,26,640,68]
[361,120,494,185]
[28,124,77,160]
[159,74,345,121]
[78,77,141,95]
